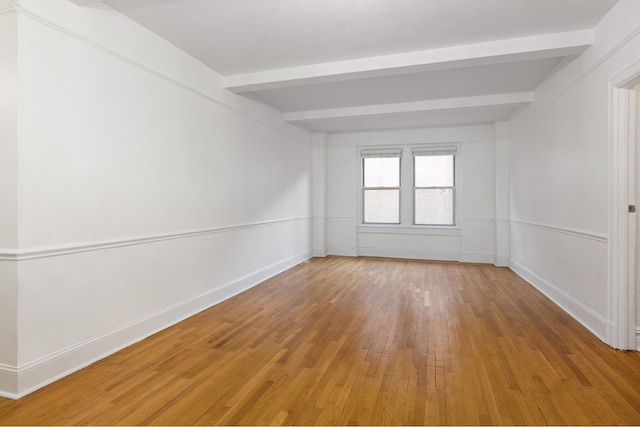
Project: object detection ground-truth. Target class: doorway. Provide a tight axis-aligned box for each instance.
[636,83,640,350]
[609,66,640,350]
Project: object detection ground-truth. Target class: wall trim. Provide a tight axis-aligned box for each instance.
[327,245,357,257]
[607,63,640,350]
[357,225,461,237]
[357,246,460,262]
[0,216,311,261]
[459,252,494,264]
[14,4,304,142]
[637,327,640,351]
[510,219,607,243]
[1,250,312,400]
[510,259,609,342]
[0,6,15,15]
[0,364,17,400]
[463,217,496,223]
[494,256,510,267]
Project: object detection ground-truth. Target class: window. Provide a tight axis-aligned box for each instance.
[362,149,401,224]
[413,150,455,225]
[361,147,456,226]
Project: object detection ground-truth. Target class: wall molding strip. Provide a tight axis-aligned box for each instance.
[0,6,15,15]
[356,246,460,262]
[460,251,495,264]
[0,251,17,261]
[462,217,496,223]
[494,255,510,267]
[327,245,357,257]
[14,5,303,142]
[510,219,607,243]
[357,226,461,237]
[0,216,311,261]
[0,364,18,400]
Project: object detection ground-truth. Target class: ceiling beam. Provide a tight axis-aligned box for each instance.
[283,92,534,123]
[67,0,104,6]
[224,30,592,93]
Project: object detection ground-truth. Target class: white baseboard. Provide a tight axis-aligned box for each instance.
[354,248,495,264]
[636,327,640,351]
[357,247,459,262]
[3,251,312,400]
[312,248,328,257]
[510,259,608,342]
[493,256,510,267]
[327,245,358,257]
[460,252,494,264]
[0,364,17,400]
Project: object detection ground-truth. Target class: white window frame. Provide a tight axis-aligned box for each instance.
[412,147,457,226]
[358,145,460,229]
[361,149,402,225]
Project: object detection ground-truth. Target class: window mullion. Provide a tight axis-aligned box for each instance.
[400,148,412,225]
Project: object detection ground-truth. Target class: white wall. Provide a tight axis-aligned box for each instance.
[312,133,328,256]
[0,0,312,399]
[325,125,498,263]
[509,0,640,343]
[0,1,18,395]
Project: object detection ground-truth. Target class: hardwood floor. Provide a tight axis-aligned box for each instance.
[1,256,640,425]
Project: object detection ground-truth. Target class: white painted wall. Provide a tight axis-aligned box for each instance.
[326,125,498,263]
[0,3,19,395]
[312,132,328,256]
[494,122,510,267]
[0,0,312,399]
[509,0,640,343]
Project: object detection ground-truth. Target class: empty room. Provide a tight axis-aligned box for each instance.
[1,0,640,425]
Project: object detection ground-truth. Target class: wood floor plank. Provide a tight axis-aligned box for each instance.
[1,256,640,425]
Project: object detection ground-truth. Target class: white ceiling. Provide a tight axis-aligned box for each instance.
[102,0,619,133]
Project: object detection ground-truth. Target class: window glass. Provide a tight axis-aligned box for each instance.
[414,155,454,187]
[364,189,400,223]
[363,157,400,187]
[415,188,454,225]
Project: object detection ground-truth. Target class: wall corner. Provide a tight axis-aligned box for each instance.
[494,121,510,266]
[312,133,328,257]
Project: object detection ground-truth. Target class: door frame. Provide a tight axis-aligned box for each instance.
[608,61,640,350]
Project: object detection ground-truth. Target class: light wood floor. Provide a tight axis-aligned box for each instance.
[1,256,640,425]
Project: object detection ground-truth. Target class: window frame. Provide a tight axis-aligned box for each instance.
[412,150,456,226]
[361,150,402,225]
[359,145,459,229]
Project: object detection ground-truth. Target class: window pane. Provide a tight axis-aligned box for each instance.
[364,157,400,187]
[414,155,453,187]
[415,188,454,225]
[364,189,400,223]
